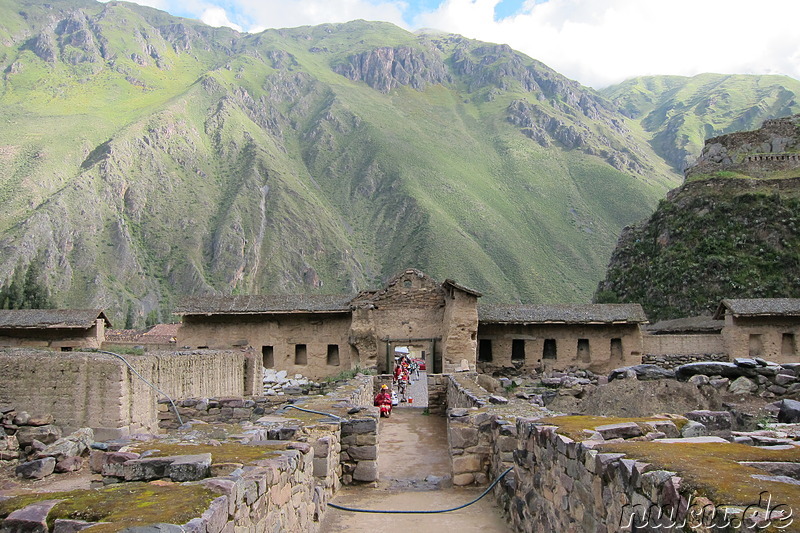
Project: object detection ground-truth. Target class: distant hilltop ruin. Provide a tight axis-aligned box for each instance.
[686,114,800,179]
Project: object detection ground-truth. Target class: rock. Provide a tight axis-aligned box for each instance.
[684,410,732,431]
[609,364,674,381]
[595,422,643,440]
[167,454,212,482]
[3,500,63,532]
[709,377,730,389]
[39,438,81,461]
[654,436,729,444]
[675,362,753,381]
[734,358,759,368]
[55,456,84,473]
[681,421,708,438]
[16,457,56,479]
[778,399,800,423]
[13,411,31,425]
[52,519,107,533]
[16,425,62,447]
[728,376,757,395]
[26,414,55,426]
[688,374,710,387]
[775,374,798,386]
[488,395,509,405]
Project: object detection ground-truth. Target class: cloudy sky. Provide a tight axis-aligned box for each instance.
[119,0,800,89]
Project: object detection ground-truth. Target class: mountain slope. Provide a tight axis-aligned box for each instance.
[0,0,690,325]
[596,115,800,321]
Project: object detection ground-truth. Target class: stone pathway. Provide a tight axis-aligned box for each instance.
[321,408,512,532]
[396,370,429,408]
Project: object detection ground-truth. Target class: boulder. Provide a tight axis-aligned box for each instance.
[609,364,674,382]
[167,453,212,482]
[684,410,732,431]
[728,376,757,395]
[681,421,708,438]
[595,422,643,440]
[16,425,62,447]
[55,456,84,473]
[777,399,800,424]
[3,500,62,532]
[16,457,56,479]
[675,362,753,381]
[688,374,710,387]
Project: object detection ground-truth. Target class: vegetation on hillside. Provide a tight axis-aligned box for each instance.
[596,178,800,321]
[0,1,798,327]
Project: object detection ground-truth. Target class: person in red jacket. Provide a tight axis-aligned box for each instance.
[374,384,393,417]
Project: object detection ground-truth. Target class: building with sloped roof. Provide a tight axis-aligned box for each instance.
[0,309,111,350]
[714,298,800,361]
[476,304,648,373]
[175,269,481,377]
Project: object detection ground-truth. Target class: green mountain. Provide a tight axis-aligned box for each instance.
[601,74,800,172]
[596,115,800,321]
[0,0,797,327]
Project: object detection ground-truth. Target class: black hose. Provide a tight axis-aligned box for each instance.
[327,466,513,514]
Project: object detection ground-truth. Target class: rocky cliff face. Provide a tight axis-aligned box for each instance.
[597,117,800,321]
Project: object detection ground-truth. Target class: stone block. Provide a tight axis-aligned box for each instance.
[452,454,482,474]
[346,446,377,461]
[15,458,56,479]
[167,454,211,482]
[453,473,475,486]
[16,425,62,447]
[642,420,680,438]
[101,452,140,477]
[352,460,378,482]
[341,419,377,435]
[4,499,63,533]
[681,420,708,438]
[123,457,175,481]
[595,422,643,440]
[449,427,479,449]
[55,457,84,473]
[684,410,732,431]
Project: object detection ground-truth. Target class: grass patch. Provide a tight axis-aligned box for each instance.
[598,441,800,511]
[126,442,286,464]
[536,414,688,441]
[0,482,217,531]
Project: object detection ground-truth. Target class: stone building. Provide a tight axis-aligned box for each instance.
[475,303,647,374]
[0,309,111,351]
[715,298,800,363]
[175,269,482,378]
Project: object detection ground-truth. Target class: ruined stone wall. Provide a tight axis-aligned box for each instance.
[722,315,800,364]
[643,333,725,358]
[478,323,642,374]
[177,314,355,380]
[0,349,248,439]
[642,353,729,369]
[442,289,479,374]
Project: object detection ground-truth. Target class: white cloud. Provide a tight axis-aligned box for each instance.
[413,0,800,88]
[231,0,409,32]
[108,0,800,89]
[201,7,243,31]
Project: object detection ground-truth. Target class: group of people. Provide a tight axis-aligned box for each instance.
[373,354,422,418]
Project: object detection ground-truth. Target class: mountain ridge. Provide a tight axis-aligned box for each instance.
[0,0,797,326]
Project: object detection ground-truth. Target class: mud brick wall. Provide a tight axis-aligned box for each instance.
[0,349,248,439]
[642,334,725,360]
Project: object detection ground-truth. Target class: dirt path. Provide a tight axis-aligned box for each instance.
[321,408,512,532]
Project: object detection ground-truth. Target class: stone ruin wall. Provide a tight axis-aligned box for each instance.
[686,114,800,179]
[0,349,249,439]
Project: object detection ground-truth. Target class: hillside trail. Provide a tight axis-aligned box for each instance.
[320,403,512,532]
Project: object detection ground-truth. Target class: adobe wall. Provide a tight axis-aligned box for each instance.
[442,289,479,373]
[351,271,447,373]
[478,323,642,374]
[0,349,247,439]
[722,315,800,364]
[178,314,355,380]
[0,321,103,350]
